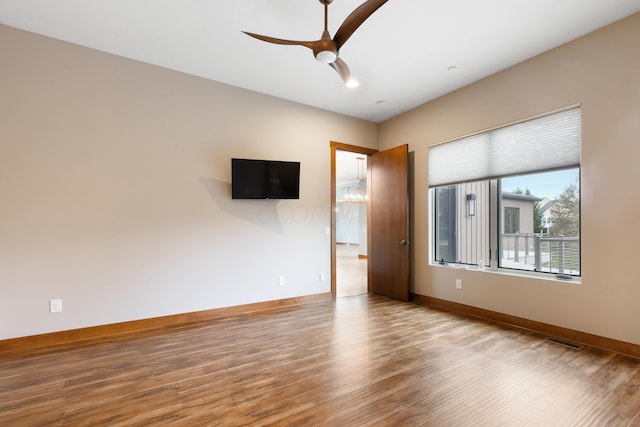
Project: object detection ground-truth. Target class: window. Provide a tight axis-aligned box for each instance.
[504,207,520,234]
[434,186,457,263]
[429,107,581,277]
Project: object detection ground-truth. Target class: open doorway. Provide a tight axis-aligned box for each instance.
[330,142,378,298]
[335,151,368,297]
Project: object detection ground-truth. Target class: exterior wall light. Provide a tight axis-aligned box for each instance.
[466,193,477,216]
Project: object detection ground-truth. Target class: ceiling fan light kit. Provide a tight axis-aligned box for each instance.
[315,50,338,63]
[243,0,388,85]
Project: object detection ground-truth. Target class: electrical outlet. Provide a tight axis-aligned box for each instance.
[319,272,326,282]
[325,226,330,236]
[455,279,462,290]
[278,276,285,287]
[50,298,63,313]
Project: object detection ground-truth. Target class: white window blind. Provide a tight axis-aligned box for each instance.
[428,107,581,187]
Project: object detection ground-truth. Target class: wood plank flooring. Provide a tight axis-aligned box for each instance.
[2,295,640,426]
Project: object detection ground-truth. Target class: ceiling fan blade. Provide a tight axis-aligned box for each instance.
[329,57,351,83]
[242,31,318,50]
[333,0,388,50]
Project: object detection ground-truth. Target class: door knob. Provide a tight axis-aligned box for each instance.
[400,239,409,245]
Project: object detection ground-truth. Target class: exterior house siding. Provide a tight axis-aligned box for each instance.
[457,181,490,266]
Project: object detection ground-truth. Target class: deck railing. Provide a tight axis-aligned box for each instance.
[501,233,580,275]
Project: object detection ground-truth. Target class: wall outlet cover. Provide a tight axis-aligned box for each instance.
[50,298,63,313]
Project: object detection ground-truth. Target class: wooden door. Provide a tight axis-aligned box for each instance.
[370,144,409,301]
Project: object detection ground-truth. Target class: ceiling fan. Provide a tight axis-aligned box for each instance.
[243,0,388,86]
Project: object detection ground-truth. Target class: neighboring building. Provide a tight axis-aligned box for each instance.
[501,192,542,235]
[537,198,556,234]
[434,181,490,266]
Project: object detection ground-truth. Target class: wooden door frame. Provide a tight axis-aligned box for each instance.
[330,141,378,299]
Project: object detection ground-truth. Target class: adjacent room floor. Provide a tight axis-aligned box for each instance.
[336,243,367,298]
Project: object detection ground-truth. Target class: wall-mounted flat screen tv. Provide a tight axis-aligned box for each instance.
[231,158,300,199]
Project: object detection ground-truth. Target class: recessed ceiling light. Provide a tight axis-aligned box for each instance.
[376,100,388,105]
[447,65,458,73]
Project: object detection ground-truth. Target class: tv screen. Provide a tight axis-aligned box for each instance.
[231,158,300,199]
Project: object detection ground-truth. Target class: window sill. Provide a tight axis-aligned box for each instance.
[431,262,582,285]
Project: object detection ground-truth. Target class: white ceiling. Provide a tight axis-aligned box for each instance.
[1,1,639,123]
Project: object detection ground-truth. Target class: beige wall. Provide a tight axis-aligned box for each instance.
[0,24,377,340]
[379,13,640,344]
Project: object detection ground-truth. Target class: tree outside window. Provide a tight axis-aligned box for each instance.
[550,183,579,237]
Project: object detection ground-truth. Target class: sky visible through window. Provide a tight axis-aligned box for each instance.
[502,168,579,200]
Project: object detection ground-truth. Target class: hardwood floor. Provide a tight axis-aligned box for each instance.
[2,295,640,426]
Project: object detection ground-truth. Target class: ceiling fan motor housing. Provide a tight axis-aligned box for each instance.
[314,30,338,63]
